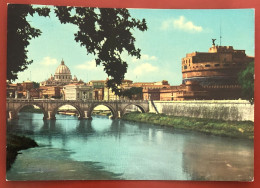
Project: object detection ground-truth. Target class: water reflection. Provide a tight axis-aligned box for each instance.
[182,134,254,181]
[76,120,95,134]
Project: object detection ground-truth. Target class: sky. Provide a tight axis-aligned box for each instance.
[15,6,255,86]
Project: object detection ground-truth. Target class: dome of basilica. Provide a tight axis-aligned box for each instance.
[55,60,71,75]
[40,59,82,86]
[53,59,72,82]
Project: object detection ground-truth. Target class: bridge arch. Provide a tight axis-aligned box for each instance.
[89,103,117,119]
[121,103,147,117]
[15,103,48,119]
[52,103,85,119]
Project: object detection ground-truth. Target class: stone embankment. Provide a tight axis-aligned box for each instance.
[149,100,254,122]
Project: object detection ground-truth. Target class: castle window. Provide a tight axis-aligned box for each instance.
[183,65,187,70]
[214,64,220,67]
[205,64,211,67]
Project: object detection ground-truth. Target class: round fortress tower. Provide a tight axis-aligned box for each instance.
[181,40,254,86]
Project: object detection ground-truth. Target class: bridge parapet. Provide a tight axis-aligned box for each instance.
[6,99,148,103]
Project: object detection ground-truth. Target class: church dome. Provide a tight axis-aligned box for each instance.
[55,60,71,75]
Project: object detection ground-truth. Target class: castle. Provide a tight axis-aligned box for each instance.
[144,40,254,101]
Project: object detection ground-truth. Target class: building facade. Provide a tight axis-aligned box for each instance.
[88,80,106,100]
[40,86,61,99]
[134,80,170,100]
[6,80,40,99]
[63,84,93,100]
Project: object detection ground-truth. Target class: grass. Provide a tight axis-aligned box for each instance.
[122,112,254,140]
[6,134,38,170]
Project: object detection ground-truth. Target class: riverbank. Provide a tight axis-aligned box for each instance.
[6,147,122,180]
[122,112,254,140]
[6,134,38,170]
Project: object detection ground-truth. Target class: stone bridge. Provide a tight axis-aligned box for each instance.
[6,99,149,120]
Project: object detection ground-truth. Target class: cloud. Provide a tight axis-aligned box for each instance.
[75,60,100,70]
[132,54,157,63]
[161,16,203,32]
[133,63,158,76]
[40,57,58,66]
[142,54,157,61]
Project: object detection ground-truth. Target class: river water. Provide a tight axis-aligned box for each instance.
[6,112,254,181]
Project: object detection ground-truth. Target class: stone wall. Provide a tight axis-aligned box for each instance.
[149,100,254,122]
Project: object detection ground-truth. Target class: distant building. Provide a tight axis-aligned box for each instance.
[63,84,93,100]
[40,59,84,86]
[88,80,106,100]
[6,82,19,98]
[21,80,34,91]
[132,80,170,100]
[6,80,40,99]
[40,86,61,99]
[131,80,170,89]
[27,88,41,99]
[88,79,134,100]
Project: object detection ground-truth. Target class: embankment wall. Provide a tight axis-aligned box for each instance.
[149,100,254,122]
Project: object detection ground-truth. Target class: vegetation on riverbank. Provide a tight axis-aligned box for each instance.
[122,112,254,140]
[6,134,38,170]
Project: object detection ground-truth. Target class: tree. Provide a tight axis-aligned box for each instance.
[238,61,254,104]
[54,7,147,95]
[7,4,50,81]
[33,82,40,88]
[122,87,143,100]
[7,5,147,95]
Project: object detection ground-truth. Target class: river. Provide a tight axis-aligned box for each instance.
[6,112,254,181]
